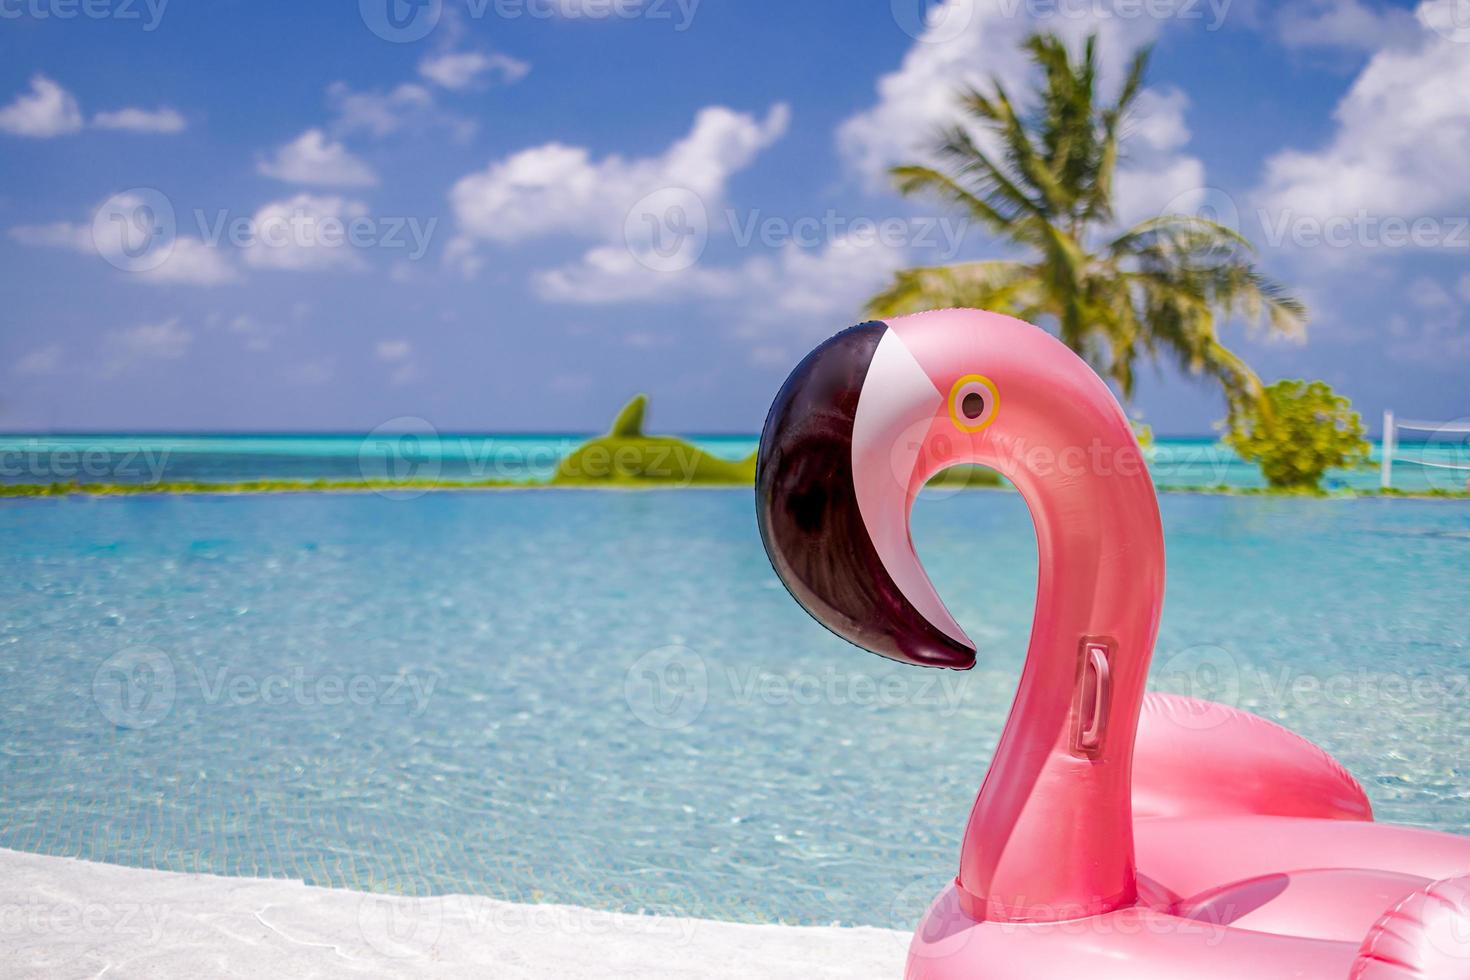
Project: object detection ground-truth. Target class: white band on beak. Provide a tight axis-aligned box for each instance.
[850,329,974,649]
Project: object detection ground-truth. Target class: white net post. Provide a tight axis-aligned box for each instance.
[1380,410,1395,490]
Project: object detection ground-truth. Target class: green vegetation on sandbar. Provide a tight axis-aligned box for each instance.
[0,395,762,498]
[1169,485,1469,499]
[549,394,758,487]
[925,465,1003,489]
[1224,380,1371,491]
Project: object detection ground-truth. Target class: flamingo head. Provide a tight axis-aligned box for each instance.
[756,309,1147,671]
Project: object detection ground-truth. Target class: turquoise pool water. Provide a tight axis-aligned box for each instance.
[0,490,1467,927]
[2,431,1468,492]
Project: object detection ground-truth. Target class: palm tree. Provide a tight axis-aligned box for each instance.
[866,32,1305,421]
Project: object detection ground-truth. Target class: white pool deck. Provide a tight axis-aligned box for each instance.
[0,848,907,978]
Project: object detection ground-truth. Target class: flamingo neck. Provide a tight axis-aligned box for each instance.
[955,462,1164,923]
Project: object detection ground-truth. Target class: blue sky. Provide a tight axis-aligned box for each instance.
[2,0,1467,434]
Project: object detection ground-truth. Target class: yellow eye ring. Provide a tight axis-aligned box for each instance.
[948,374,1000,433]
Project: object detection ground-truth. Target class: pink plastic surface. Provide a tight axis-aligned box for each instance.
[1353,876,1470,978]
[830,311,1470,977]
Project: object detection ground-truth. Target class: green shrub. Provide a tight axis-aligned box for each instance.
[925,465,1003,489]
[1224,380,1370,490]
[551,394,757,486]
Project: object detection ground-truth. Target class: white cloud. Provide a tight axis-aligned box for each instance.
[1112,87,1209,228]
[537,233,909,348]
[443,235,483,279]
[534,244,742,304]
[11,196,239,286]
[1126,86,1192,153]
[327,81,478,143]
[458,7,1205,337]
[1255,6,1470,254]
[213,313,280,352]
[0,74,83,138]
[1408,275,1452,310]
[0,77,186,138]
[87,194,238,285]
[240,194,370,272]
[14,345,63,376]
[449,103,789,248]
[467,102,907,330]
[1420,0,1470,42]
[139,237,240,285]
[375,339,413,362]
[743,235,911,327]
[330,81,443,138]
[419,51,530,90]
[257,129,378,187]
[103,318,191,375]
[1387,274,1470,365]
[92,106,187,133]
[1275,0,1422,51]
[836,0,1170,191]
[374,338,422,385]
[9,221,91,252]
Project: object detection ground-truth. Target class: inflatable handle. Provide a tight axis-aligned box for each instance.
[1074,640,1112,756]
[1351,875,1470,978]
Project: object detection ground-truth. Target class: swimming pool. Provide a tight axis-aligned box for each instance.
[1,490,1466,927]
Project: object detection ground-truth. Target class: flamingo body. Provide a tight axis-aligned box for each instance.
[755,310,1470,978]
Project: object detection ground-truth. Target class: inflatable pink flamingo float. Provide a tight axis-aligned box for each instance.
[755,309,1470,978]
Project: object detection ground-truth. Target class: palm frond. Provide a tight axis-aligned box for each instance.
[889,165,1008,228]
[864,261,1037,320]
[869,29,1307,420]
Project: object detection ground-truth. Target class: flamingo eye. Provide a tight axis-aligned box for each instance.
[948,375,999,432]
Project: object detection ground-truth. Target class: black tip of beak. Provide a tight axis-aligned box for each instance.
[756,322,976,671]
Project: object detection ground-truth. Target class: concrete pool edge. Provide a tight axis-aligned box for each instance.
[0,848,907,978]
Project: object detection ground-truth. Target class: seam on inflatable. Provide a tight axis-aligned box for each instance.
[1354,892,1431,978]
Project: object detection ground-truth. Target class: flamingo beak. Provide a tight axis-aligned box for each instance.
[756,322,976,670]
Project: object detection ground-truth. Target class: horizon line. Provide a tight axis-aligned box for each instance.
[0,428,1247,441]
